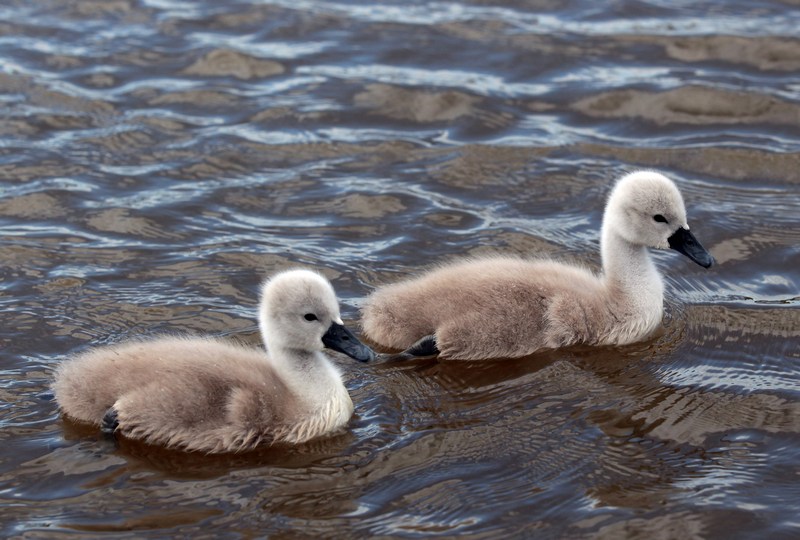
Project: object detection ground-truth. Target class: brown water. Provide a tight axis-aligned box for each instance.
[1,0,799,537]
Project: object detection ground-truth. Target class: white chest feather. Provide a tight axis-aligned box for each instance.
[282,361,354,444]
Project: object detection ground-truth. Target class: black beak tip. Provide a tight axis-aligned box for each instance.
[689,245,714,269]
[356,348,375,363]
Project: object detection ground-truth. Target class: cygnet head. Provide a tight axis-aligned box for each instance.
[604,171,713,268]
[259,269,374,362]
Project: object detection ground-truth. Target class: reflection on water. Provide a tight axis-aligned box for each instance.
[1,0,799,537]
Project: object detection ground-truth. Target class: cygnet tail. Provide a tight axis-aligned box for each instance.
[361,287,437,350]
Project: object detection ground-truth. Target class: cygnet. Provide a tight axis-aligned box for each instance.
[53,269,375,453]
[361,171,713,360]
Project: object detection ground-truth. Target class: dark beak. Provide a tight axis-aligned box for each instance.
[668,227,714,268]
[322,322,375,362]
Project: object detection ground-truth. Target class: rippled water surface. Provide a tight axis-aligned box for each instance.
[2,0,799,537]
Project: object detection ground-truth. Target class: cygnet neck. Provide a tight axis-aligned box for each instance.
[258,320,330,388]
[264,341,345,407]
[600,225,664,311]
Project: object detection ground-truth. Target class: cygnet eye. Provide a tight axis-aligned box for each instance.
[653,214,668,223]
[303,313,318,322]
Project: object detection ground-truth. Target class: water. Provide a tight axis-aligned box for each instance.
[1,0,799,537]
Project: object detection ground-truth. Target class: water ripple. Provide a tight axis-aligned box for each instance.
[1,0,799,537]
